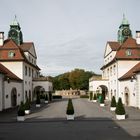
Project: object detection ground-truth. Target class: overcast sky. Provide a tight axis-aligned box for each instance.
[0,0,140,76]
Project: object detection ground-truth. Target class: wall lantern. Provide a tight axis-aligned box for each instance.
[131,75,136,82]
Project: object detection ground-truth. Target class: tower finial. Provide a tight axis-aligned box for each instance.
[11,15,19,26]
[122,14,129,25]
[14,15,17,20]
[123,13,125,20]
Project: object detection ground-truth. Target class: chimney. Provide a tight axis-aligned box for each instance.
[136,31,140,44]
[0,32,4,46]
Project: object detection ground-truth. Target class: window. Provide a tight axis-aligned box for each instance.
[113,65,116,75]
[107,68,109,78]
[110,67,112,76]
[126,49,132,56]
[29,56,31,61]
[8,51,15,58]
[25,91,28,100]
[29,67,31,77]
[25,66,27,76]
[32,69,34,78]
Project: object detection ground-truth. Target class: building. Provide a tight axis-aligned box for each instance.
[0,63,22,111]
[0,17,53,111]
[89,15,140,108]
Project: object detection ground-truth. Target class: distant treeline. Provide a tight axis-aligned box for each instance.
[52,68,100,90]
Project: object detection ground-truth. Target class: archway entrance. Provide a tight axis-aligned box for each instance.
[124,87,129,106]
[11,88,17,107]
[98,85,108,99]
[33,86,45,100]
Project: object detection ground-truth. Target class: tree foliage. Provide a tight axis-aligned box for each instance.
[52,69,97,90]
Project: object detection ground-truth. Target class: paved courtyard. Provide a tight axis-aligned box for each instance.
[0,97,140,140]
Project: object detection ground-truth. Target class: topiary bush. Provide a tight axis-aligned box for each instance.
[115,98,125,115]
[24,98,30,110]
[18,101,25,116]
[100,95,104,104]
[49,92,52,101]
[36,94,40,104]
[66,99,74,115]
[93,94,97,100]
[111,96,116,107]
[45,94,48,101]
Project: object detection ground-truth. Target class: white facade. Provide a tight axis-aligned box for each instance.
[4,81,22,109]
[33,81,53,92]
[89,17,140,108]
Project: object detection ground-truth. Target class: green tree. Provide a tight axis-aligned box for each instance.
[52,68,96,90]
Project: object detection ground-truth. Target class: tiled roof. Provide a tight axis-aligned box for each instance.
[108,41,120,51]
[0,63,22,81]
[119,62,140,81]
[116,37,140,60]
[0,39,40,70]
[101,37,140,70]
[20,42,33,51]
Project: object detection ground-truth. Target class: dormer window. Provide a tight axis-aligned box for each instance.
[126,49,132,56]
[8,51,15,58]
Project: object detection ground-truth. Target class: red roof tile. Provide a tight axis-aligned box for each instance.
[0,63,22,81]
[108,41,120,51]
[116,38,140,60]
[20,42,33,51]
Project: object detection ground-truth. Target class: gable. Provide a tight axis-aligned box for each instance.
[20,42,37,58]
[2,39,19,49]
[0,39,25,60]
[29,43,37,58]
[104,43,112,57]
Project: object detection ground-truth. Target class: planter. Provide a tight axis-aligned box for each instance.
[100,103,105,107]
[25,110,30,115]
[110,107,116,111]
[45,100,48,104]
[116,114,125,120]
[92,100,97,103]
[66,114,74,120]
[17,116,25,121]
[36,104,41,107]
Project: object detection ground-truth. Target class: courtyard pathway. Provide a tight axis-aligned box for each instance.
[26,97,114,121]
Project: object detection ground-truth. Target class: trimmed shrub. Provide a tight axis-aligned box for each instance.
[24,98,30,110]
[93,94,97,100]
[115,98,125,115]
[97,93,100,99]
[66,99,74,115]
[45,94,48,101]
[80,95,89,98]
[100,95,104,104]
[18,101,25,116]
[52,95,62,99]
[89,92,93,100]
[111,96,116,107]
[36,94,40,104]
[49,92,52,101]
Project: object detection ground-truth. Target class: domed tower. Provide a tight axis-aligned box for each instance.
[117,15,132,44]
[8,16,23,45]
